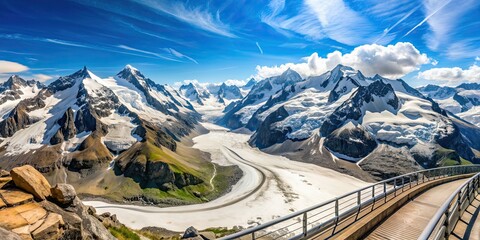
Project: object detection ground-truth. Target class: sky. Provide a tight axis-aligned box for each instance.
[0,0,479,87]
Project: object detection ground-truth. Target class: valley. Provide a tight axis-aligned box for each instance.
[84,122,367,231]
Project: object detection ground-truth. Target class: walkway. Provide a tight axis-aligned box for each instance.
[365,179,468,240]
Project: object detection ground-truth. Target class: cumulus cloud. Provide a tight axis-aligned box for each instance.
[0,60,29,73]
[33,74,54,82]
[418,65,480,85]
[256,42,430,79]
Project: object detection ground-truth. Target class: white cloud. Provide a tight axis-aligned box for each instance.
[446,38,480,59]
[418,65,480,85]
[224,79,248,86]
[134,0,236,38]
[0,60,29,73]
[256,42,429,79]
[117,45,181,62]
[33,74,53,82]
[261,0,389,46]
[165,48,198,64]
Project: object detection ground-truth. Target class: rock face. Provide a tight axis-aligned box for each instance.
[324,124,378,159]
[50,184,76,206]
[249,106,291,149]
[0,227,22,240]
[10,165,52,200]
[49,108,76,145]
[0,165,115,240]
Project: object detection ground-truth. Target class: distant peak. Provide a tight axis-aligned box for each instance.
[281,67,299,77]
[332,64,354,72]
[71,66,99,80]
[124,64,138,72]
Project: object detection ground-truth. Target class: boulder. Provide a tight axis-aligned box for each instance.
[50,184,76,205]
[31,213,64,240]
[0,189,33,206]
[0,169,9,177]
[0,227,22,240]
[182,226,203,240]
[0,177,12,189]
[10,165,51,200]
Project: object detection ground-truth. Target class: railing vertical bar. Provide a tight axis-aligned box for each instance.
[220,166,480,240]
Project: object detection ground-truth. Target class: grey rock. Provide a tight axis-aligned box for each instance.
[0,227,22,240]
[51,184,77,205]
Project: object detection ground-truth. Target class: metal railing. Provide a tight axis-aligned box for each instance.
[418,172,480,240]
[220,165,480,240]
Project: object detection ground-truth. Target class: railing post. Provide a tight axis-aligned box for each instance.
[251,232,255,240]
[401,177,404,192]
[444,210,450,239]
[335,199,339,217]
[457,191,462,217]
[303,212,307,237]
[372,186,375,198]
[357,191,361,205]
[383,182,387,203]
[409,175,412,189]
[394,182,397,197]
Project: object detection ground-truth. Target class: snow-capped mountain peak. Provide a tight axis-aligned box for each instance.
[274,68,303,85]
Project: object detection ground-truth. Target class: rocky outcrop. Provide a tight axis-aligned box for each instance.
[0,92,48,138]
[181,226,215,240]
[50,108,76,145]
[249,106,291,149]
[10,165,52,200]
[321,80,399,137]
[0,165,115,240]
[324,124,378,159]
[116,145,203,190]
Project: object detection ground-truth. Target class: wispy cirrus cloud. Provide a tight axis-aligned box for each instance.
[375,6,420,43]
[446,38,480,59]
[133,0,236,38]
[261,0,390,46]
[164,48,198,64]
[0,33,189,62]
[405,0,477,51]
[117,45,181,62]
[255,42,264,54]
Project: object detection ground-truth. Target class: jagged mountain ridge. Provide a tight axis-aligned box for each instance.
[0,65,237,205]
[418,83,480,127]
[222,64,480,179]
[218,68,303,129]
[178,81,244,106]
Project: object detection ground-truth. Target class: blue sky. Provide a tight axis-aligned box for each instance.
[0,0,479,87]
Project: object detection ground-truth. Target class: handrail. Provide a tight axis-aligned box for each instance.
[220,165,480,240]
[418,172,480,240]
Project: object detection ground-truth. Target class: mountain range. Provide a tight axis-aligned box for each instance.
[0,65,240,205]
[219,64,480,179]
[1,63,479,203]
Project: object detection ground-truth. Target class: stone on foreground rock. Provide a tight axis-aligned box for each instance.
[0,189,34,206]
[0,165,115,240]
[31,213,64,240]
[10,165,51,200]
[0,227,22,240]
[50,184,76,205]
[0,169,9,177]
